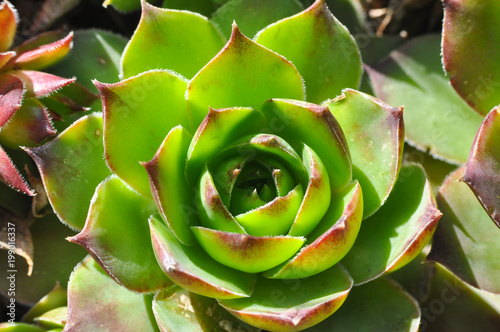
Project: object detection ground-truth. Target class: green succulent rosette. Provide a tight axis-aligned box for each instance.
[27,1,441,330]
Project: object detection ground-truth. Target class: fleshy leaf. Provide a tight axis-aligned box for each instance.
[11,70,75,98]
[96,70,189,197]
[22,284,67,324]
[185,107,263,183]
[308,278,420,331]
[192,226,305,273]
[261,98,351,192]
[0,214,87,304]
[463,106,500,228]
[69,175,171,293]
[121,1,225,79]
[0,145,33,195]
[428,167,500,293]
[187,24,305,127]
[150,216,256,299]
[366,35,484,164]
[287,145,330,237]
[103,0,142,12]
[143,126,198,246]
[255,0,361,104]
[0,1,17,52]
[12,33,73,71]
[153,286,259,332]
[33,307,67,329]
[47,29,127,92]
[0,74,24,127]
[341,165,441,284]
[0,98,55,148]
[65,256,159,332]
[211,0,303,39]
[235,184,304,236]
[264,182,362,279]
[325,89,404,217]
[25,113,111,230]
[197,168,247,234]
[0,51,15,70]
[442,0,500,115]
[0,323,45,331]
[219,265,352,332]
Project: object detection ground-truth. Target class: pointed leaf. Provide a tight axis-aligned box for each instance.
[11,33,73,71]
[143,126,199,246]
[11,70,75,98]
[325,89,404,217]
[65,257,158,332]
[96,70,189,197]
[103,0,141,12]
[186,106,264,183]
[25,113,111,230]
[428,167,500,293]
[442,0,500,115]
[121,2,225,79]
[198,168,247,234]
[187,25,305,127]
[0,323,45,331]
[366,35,484,163]
[235,184,304,236]
[47,29,127,92]
[153,286,259,332]
[0,145,33,195]
[33,307,67,329]
[192,227,305,273]
[0,1,17,52]
[463,106,500,228]
[69,175,171,293]
[288,144,330,237]
[0,214,87,304]
[0,51,15,70]
[0,98,55,148]
[255,0,361,104]
[150,216,256,299]
[211,0,303,39]
[264,182,362,279]
[219,265,352,332]
[341,165,441,284]
[22,284,67,324]
[261,98,351,192]
[308,278,420,332]
[0,74,24,127]
[13,30,67,54]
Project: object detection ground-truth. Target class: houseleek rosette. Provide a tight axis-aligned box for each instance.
[27,1,441,330]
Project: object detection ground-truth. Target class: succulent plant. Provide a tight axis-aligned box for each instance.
[25,1,444,330]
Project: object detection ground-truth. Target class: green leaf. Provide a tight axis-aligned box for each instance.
[69,175,171,293]
[0,323,45,332]
[22,284,67,323]
[121,2,225,79]
[325,89,404,218]
[255,0,361,104]
[219,265,352,332]
[308,278,420,332]
[211,0,303,39]
[143,126,199,246]
[65,257,159,332]
[264,182,362,279]
[192,226,305,273]
[185,107,263,184]
[428,167,500,293]
[0,214,87,304]
[153,286,259,332]
[288,145,330,237]
[162,0,218,17]
[25,113,111,230]
[187,25,304,127]
[150,216,256,299]
[341,165,441,284]
[103,0,142,12]
[33,307,67,329]
[47,29,127,92]
[261,99,351,192]
[463,106,500,228]
[366,35,484,163]
[235,184,304,236]
[96,70,189,198]
[442,0,500,115]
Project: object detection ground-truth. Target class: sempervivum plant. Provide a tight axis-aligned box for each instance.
[28,1,441,331]
[0,0,95,197]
